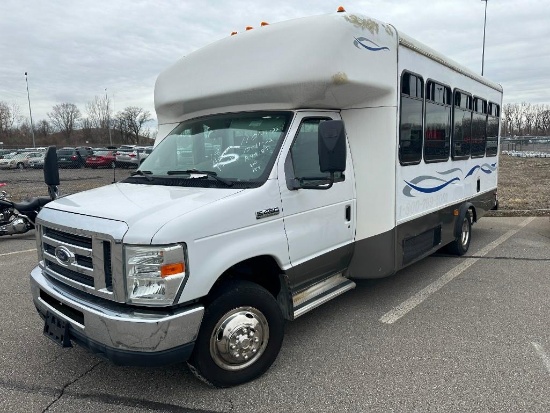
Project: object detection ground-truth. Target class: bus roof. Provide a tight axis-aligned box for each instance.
[154,10,501,127]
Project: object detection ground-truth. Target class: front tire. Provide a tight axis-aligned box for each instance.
[188,280,284,387]
[447,213,471,256]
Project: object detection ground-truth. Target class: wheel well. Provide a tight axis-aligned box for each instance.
[469,205,477,223]
[208,256,283,301]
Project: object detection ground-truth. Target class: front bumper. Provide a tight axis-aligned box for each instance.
[30,266,204,366]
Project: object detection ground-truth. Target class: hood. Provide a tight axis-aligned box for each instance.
[45,183,244,228]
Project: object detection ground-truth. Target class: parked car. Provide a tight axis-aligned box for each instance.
[0,152,40,169]
[130,147,153,166]
[0,149,13,159]
[86,150,116,168]
[115,147,151,168]
[57,147,93,168]
[28,152,46,169]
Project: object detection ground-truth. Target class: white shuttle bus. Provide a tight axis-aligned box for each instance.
[31,9,502,387]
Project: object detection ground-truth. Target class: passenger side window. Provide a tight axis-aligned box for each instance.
[486,103,500,157]
[452,91,473,159]
[471,97,488,158]
[290,118,343,183]
[424,81,451,162]
[399,72,423,165]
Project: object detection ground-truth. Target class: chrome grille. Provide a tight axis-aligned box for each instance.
[41,224,115,296]
[36,208,128,303]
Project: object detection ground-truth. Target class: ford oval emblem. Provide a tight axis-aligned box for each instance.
[54,246,75,266]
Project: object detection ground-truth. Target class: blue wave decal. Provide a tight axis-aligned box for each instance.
[404,177,460,194]
[481,163,497,173]
[402,161,497,197]
[353,37,389,52]
[465,165,480,178]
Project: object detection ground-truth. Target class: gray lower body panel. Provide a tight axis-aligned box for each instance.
[347,191,496,279]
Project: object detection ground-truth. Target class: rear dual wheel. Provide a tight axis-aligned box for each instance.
[446,212,472,256]
[188,280,284,387]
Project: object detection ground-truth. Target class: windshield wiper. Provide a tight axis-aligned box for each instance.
[130,170,153,181]
[166,169,233,187]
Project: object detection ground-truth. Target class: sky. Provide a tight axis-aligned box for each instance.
[1,0,549,126]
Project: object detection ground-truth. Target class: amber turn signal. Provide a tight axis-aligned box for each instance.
[161,262,185,277]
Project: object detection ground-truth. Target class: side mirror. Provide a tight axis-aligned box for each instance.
[43,146,60,199]
[318,120,346,173]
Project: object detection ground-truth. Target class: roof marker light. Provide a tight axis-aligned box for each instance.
[260,21,269,26]
[231,31,238,36]
[245,26,254,31]
[337,6,346,12]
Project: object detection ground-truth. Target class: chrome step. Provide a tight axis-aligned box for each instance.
[292,274,356,319]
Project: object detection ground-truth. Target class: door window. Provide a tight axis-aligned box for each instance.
[290,118,343,184]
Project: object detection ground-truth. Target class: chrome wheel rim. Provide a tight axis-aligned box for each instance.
[460,217,470,247]
[210,306,269,371]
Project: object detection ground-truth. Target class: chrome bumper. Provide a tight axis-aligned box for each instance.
[30,266,204,365]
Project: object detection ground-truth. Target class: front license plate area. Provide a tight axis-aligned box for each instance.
[43,312,72,348]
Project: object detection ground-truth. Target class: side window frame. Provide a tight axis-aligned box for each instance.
[451,89,473,160]
[486,102,500,157]
[471,96,488,158]
[399,71,424,165]
[424,79,452,163]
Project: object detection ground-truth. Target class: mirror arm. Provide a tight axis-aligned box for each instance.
[48,185,58,200]
[294,173,334,190]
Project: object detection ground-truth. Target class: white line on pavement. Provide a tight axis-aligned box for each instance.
[0,248,37,258]
[379,216,536,324]
[532,342,550,374]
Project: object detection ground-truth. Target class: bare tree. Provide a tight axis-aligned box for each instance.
[0,101,21,139]
[85,94,112,143]
[48,103,81,142]
[522,102,535,135]
[541,108,550,135]
[502,103,513,136]
[36,119,51,139]
[116,106,152,145]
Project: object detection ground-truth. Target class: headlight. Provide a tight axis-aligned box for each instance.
[124,244,187,306]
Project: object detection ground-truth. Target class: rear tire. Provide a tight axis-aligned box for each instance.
[188,280,284,387]
[446,212,471,256]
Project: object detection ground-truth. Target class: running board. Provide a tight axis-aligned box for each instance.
[292,274,356,319]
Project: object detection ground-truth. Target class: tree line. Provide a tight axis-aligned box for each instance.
[0,95,155,148]
[502,103,550,137]
[2,99,549,148]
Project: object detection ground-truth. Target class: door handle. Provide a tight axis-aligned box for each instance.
[345,205,351,222]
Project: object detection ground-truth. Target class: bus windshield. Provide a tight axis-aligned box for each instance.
[140,112,291,185]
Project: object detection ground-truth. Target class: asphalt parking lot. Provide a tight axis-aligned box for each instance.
[0,217,549,412]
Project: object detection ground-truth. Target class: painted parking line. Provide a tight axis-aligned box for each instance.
[379,216,536,324]
[532,342,550,374]
[0,248,37,258]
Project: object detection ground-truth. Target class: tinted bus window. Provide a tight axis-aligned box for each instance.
[400,72,423,164]
[452,91,472,159]
[471,97,487,158]
[486,102,500,157]
[424,81,451,162]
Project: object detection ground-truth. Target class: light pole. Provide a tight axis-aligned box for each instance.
[105,88,112,146]
[24,72,36,148]
[481,0,488,76]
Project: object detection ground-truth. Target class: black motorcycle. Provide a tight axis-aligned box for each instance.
[0,147,59,237]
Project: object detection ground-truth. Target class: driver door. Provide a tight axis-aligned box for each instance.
[277,112,356,290]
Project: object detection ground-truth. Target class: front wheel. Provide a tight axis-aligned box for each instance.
[17,162,24,170]
[447,213,471,256]
[188,280,284,387]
